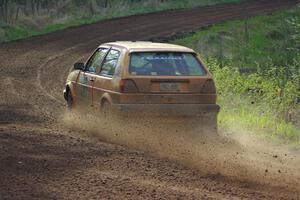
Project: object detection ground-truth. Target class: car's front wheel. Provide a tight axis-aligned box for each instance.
[101,100,111,118]
[66,89,73,109]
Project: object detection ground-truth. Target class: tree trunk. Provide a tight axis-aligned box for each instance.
[0,0,5,22]
[15,6,19,23]
[2,0,9,24]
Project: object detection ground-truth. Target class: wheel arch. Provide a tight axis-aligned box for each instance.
[64,81,76,102]
[99,92,113,107]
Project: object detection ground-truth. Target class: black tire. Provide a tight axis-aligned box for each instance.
[101,100,111,118]
[66,90,73,109]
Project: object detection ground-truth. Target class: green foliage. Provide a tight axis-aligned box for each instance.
[207,60,300,143]
[174,6,300,143]
[175,6,300,73]
[4,26,29,41]
[207,58,299,116]
[0,0,243,43]
[219,98,299,142]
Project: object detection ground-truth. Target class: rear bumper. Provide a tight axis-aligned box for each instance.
[112,103,220,117]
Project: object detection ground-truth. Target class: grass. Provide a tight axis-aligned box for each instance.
[3,16,113,42]
[209,62,300,145]
[0,0,243,43]
[173,6,300,144]
[174,6,300,69]
[218,96,299,145]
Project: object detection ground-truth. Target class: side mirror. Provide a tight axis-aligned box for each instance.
[74,62,85,70]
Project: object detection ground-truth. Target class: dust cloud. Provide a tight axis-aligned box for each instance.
[63,108,300,194]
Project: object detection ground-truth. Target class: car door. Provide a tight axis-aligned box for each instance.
[76,48,109,107]
[93,48,121,105]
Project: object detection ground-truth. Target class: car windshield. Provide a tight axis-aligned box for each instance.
[129,52,206,76]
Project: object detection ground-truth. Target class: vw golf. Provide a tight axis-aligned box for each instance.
[63,41,220,132]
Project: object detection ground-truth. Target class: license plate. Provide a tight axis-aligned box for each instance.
[160,83,180,92]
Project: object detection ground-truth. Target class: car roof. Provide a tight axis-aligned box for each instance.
[100,41,195,53]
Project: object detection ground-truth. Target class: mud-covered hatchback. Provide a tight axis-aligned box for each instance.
[64,41,220,131]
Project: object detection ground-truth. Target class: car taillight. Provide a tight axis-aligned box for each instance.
[201,80,216,94]
[120,79,138,93]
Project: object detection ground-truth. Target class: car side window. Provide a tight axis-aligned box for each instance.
[85,48,108,73]
[99,49,120,76]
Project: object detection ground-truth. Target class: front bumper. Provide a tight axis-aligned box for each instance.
[112,103,220,117]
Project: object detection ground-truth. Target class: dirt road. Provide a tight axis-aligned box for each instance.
[0,0,299,199]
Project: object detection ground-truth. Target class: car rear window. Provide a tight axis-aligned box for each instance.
[129,52,206,76]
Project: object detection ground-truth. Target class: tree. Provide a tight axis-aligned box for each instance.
[0,0,9,24]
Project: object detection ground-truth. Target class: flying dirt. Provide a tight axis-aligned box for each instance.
[0,0,299,199]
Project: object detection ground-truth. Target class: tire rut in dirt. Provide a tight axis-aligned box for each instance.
[0,0,299,199]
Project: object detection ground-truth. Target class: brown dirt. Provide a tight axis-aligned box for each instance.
[0,0,299,199]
